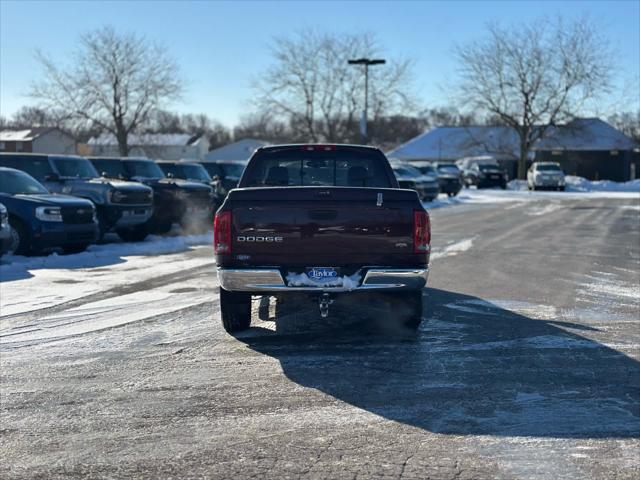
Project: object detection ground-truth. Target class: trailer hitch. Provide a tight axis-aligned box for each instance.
[318,293,334,318]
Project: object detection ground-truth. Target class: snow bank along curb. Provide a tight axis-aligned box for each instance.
[0,232,213,277]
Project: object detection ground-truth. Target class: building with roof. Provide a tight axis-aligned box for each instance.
[88,133,209,160]
[204,138,270,163]
[388,118,639,181]
[0,127,76,154]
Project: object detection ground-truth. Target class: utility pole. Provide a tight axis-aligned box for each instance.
[348,58,386,145]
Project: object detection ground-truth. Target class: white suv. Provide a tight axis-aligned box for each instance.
[527,162,566,191]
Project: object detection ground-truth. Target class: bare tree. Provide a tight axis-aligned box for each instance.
[608,111,640,144]
[31,26,182,156]
[253,30,416,144]
[455,17,613,178]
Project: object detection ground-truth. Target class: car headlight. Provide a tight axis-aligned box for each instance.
[35,206,63,222]
[0,211,8,228]
[110,190,126,203]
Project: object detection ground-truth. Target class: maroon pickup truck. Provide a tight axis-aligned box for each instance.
[213,144,431,333]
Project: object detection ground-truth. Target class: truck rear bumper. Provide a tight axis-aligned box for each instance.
[218,267,429,292]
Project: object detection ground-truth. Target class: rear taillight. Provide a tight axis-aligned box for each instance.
[414,210,431,254]
[214,211,232,254]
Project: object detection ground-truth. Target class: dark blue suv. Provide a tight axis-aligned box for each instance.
[0,167,99,255]
[0,153,154,241]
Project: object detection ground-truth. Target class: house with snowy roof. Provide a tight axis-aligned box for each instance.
[0,127,76,154]
[88,132,209,160]
[388,118,639,181]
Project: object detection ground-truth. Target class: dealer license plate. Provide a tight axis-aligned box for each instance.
[306,267,340,283]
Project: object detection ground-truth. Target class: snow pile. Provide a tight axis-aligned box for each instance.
[507,180,528,191]
[285,272,362,290]
[430,238,475,260]
[426,190,529,209]
[0,232,213,279]
[507,176,640,193]
[565,176,640,193]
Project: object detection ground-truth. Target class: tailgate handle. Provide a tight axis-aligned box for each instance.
[309,209,338,220]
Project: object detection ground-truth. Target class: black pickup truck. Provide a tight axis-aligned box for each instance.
[213,144,431,333]
[89,157,214,233]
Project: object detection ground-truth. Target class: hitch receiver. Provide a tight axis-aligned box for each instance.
[318,293,334,318]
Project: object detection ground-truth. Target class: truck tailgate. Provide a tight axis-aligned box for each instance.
[225,187,423,268]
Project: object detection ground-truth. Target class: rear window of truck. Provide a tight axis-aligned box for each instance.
[241,148,392,188]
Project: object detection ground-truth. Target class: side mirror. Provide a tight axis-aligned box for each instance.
[166,172,174,179]
[44,173,60,182]
[101,171,108,177]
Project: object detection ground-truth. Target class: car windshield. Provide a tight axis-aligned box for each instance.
[158,163,180,178]
[243,149,392,188]
[221,163,247,178]
[126,161,166,179]
[416,165,437,175]
[0,170,49,195]
[0,155,54,181]
[478,164,501,171]
[91,159,127,178]
[536,164,562,171]
[182,164,211,181]
[437,165,460,174]
[201,163,223,178]
[51,156,99,179]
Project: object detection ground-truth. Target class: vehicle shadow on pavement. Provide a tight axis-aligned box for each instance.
[236,287,640,439]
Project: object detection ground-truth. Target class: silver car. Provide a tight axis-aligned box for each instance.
[527,162,566,191]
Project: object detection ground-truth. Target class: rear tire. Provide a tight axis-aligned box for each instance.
[153,220,173,234]
[7,218,29,256]
[116,226,149,242]
[63,244,89,255]
[219,287,252,333]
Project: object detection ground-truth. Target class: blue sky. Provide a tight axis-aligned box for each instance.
[1,0,638,127]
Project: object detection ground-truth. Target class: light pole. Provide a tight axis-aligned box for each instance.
[348,57,385,144]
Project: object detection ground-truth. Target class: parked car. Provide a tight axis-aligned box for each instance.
[214,144,430,333]
[462,162,507,189]
[391,163,440,202]
[456,155,498,171]
[527,162,566,191]
[157,160,213,185]
[0,167,99,255]
[156,160,221,213]
[89,157,214,233]
[432,162,463,197]
[0,202,11,258]
[0,153,153,242]
[198,160,247,194]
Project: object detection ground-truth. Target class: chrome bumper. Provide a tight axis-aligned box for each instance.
[217,268,429,292]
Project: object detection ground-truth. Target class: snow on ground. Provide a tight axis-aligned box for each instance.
[430,237,476,260]
[425,176,639,210]
[0,233,214,318]
[507,176,640,194]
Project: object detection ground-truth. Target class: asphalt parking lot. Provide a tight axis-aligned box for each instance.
[1,194,639,479]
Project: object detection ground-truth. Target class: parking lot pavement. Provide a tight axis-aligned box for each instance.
[1,195,639,479]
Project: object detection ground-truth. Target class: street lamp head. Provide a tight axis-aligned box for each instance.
[348,58,387,66]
